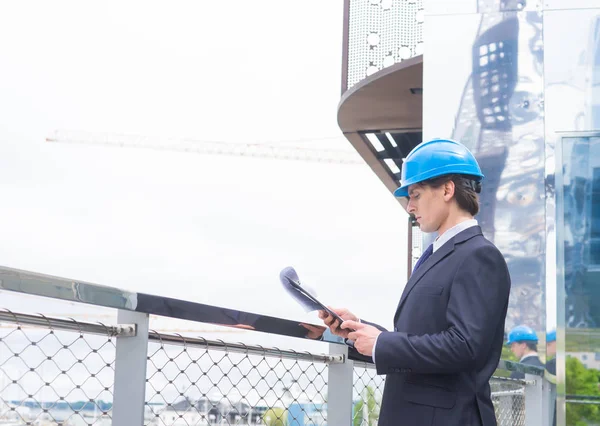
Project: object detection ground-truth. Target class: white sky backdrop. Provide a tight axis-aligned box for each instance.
[0,1,408,345]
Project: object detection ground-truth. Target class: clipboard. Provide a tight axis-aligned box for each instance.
[279,266,356,344]
[286,277,344,327]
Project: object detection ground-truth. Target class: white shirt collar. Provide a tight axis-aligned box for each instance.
[432,219,478,253]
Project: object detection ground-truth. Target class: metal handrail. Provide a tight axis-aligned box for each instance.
[491,389,526,397]
[0,309,135,337]
[0,308,343,364]
[0,265,332,344]
[497,359,545,377]
[148,331,344,364]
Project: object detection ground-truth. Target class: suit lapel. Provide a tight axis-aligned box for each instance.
[393,241,455,323]
[393,226,483,323]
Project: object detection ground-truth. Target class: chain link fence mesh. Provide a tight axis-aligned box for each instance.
[0,313,115,426]
[145,332,329,426]
[350,367,526,426]
[352,361,384,426]
[491,377,526,426]
[0,311,530,426]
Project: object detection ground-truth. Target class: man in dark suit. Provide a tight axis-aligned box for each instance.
[545,330,556,426]
[506,325,544,379]
[546,329,556,376]
[320,139,511,426]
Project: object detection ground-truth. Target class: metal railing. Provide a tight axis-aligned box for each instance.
[0,266,552,426]
[1,309,549,426]
[0,311,335,426]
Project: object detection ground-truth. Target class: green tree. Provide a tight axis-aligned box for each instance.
[263,407,288,426]
[566,356,600,426]
[501,344,518,362]
[353,386,380,426]
[493,345,519,377]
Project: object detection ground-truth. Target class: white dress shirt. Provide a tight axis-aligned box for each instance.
[433,219,478,253]
[371,219,479,363]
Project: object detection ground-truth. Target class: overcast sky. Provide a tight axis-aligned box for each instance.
[0,1,409,343]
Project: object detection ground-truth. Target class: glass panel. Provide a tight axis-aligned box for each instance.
[425,10,547,350]
[560,136,600,425]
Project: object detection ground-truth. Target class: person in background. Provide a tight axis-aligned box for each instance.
[546,329,557,426]
[506,325,544,379]
[546,329,556,375]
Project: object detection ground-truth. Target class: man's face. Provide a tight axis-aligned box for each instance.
[406,184,449,233]
[547,341,556,358]
[510,342,526,359]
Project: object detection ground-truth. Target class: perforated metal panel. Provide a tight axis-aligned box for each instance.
[347,0,424,90]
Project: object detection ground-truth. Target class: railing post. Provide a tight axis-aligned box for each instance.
[543,379,554,426]
[524,374,546,426]
[112,310,150,426]
[327,343,354,425]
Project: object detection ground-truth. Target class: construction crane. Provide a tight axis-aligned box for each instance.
[46,130,363,165]
[39,131,363,327]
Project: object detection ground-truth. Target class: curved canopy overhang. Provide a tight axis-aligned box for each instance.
[337,55,423,208]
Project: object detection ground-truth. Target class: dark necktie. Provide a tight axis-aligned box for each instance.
[412,244,433,273]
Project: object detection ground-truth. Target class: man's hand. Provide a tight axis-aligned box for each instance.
[318,307,358,339]
[341,320,382,357]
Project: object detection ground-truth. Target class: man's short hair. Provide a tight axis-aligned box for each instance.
[417,174,481,216]
[515,341,538,352]
[525,342,538,352]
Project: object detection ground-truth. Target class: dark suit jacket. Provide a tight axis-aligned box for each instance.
[546,357,556,375]
[369,226,511,426]
[510,355,545,380]
[545,358,556,426]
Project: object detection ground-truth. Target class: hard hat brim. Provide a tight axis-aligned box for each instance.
[394,186,409,197]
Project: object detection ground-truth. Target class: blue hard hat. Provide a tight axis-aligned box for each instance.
[394,138,484,197]
[506,325,538,345]
[547,330,556,343]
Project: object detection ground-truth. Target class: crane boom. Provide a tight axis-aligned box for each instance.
[46,130,363,165]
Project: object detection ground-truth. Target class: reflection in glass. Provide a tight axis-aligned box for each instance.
[562,138,600,330]
[561,136,600,425]
[451,12,546,336]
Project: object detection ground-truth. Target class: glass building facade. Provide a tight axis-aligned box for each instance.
[340,1,600,424]
[423,2,600,424]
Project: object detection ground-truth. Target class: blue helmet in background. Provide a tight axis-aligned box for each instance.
[394,138,484,197]
[547,330,556,343]
[506,325,538,345]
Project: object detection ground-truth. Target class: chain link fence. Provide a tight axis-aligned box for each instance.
[491,376,526,426]
[0,309,531,426]
[352,361,384,426]
[350,366,526,426]
[145,332,330,426]
[0,310,116,426]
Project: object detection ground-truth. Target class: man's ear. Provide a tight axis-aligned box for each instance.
[443,180,455,200]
